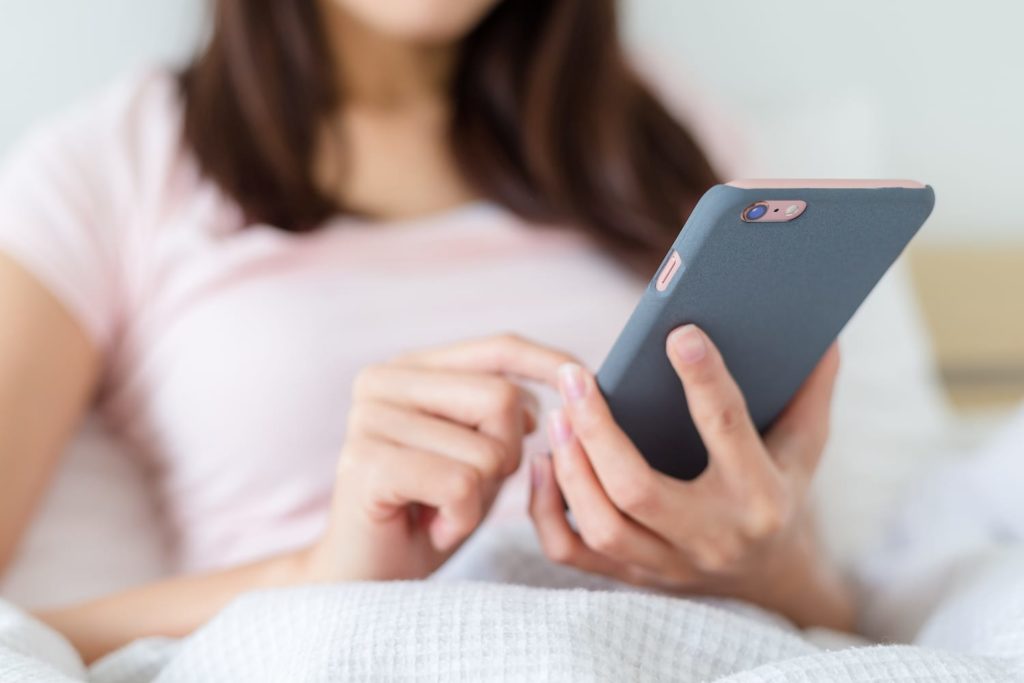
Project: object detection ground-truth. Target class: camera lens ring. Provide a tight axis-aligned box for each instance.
[742,202,769,221]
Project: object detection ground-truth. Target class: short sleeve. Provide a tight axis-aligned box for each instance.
[0,125,119,349]
[0,72,174,352]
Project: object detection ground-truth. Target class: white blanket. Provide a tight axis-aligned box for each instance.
[3,520,1024,682]
[0,579,1020,683]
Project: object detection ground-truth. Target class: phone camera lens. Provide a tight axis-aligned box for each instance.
[743,203,769,221]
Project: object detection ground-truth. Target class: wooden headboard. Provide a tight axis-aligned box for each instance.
[909,246,1024,409]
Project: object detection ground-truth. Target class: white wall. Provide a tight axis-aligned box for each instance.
[0,0,203,149]
[1,0,1020,243]
[625,1,1024,243]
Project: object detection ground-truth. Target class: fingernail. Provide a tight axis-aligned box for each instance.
[670,325,707,365]
[557,363,587,402]
[547,408,573,448]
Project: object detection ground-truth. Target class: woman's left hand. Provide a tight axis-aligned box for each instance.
[528,324,854,631]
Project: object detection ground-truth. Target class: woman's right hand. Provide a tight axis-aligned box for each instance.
[305,334,576,582]
[31,330,574,662]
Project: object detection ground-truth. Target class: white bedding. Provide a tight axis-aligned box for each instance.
[2,521,1024,682]
[7,469,1024,683]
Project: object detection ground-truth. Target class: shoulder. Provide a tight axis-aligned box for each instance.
[26,68,183,149]
[1,68,188,210]
[0,69,199,350]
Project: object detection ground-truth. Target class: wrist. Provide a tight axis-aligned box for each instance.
[241,544,333,590]
[290,543,334,586]
[752,523,857,632]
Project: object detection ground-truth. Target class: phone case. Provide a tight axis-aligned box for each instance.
[596,181,935,481]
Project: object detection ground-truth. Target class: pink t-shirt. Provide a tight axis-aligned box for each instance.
[0,71,690,572]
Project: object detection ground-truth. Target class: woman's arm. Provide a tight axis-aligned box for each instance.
[0,253,99,570]
[0,254,315,662]
[35,550,313,664]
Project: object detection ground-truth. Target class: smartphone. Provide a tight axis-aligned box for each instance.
[596,179,935,481]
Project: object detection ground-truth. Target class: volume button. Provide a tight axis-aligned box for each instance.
[655,251,682,292]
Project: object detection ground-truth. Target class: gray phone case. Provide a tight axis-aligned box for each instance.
[596,183,935,480]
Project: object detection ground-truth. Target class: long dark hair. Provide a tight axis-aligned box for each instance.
[179,0,718,264]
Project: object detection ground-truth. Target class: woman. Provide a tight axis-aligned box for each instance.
[0,0,853,662]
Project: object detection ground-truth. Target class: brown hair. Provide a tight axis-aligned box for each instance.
[180,0,718,263]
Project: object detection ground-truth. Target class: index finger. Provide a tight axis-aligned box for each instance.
[394,333,579,386]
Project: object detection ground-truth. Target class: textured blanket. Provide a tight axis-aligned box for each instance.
[3,519,1024,682]
[1,578,1021,682]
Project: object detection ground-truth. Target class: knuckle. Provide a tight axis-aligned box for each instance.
[580,520,625,555]
[703,399,747,438]
[693,541,735,574]
[607,473,658,517]
[544,536,577,565]
[486,380,522,416]
[445,466,483,505]
[477,440,509,479]
[744,493,789,539]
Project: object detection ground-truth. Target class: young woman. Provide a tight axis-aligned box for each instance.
[0,0,853,662]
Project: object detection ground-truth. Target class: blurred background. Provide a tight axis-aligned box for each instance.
[2,0,1022,422]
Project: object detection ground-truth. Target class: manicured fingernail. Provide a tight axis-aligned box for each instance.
[547,409,573,448]
[670,325,707,365]
[557,363,587,402]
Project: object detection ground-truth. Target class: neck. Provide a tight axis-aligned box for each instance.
[319,4,457,110]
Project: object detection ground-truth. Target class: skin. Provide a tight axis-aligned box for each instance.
[0,253,99,573]
[314,0,496,219]
[0,0,854,664]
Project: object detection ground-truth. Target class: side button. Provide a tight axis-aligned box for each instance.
[656,250,682,292]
